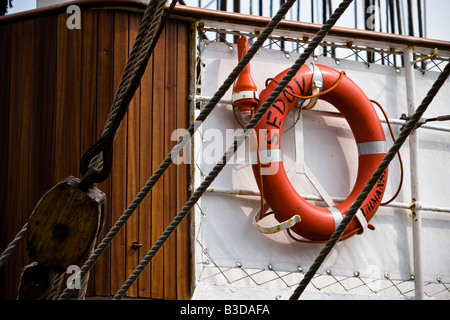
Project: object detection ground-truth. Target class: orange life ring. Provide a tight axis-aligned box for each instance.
[251,64,388,241]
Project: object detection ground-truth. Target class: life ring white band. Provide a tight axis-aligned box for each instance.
[327,207,343,231]
[250,149,282,164]
[357,141,387,156]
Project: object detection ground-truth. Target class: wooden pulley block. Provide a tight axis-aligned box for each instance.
[26,176,105,273]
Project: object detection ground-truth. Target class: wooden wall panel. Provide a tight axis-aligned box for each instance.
[32,15,58,198]
[163,21,178,300]
[125,12,141,298]
[175,20,191,301]
[93,9,114,297]
[150,18,166,300]
[0,8,192,300]
[0,24,11,282]
[78,10,99,297]
[110,9,129,297]
[137,16,154,299]
[5,19,35,298]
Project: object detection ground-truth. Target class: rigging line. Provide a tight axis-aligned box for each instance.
[113,0,355,300]
[290,61,450,300]
[0,222,27,269]
[370,99,404,206]
[58,0,299,300]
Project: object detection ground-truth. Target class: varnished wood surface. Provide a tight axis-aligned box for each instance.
[0,9,191,300]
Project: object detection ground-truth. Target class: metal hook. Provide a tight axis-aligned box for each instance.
[79,136,113,190]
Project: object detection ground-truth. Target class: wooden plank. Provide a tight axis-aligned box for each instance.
[27,18,58,301]
[80,10,98,182]
[163,20,178,300]
[93,9,114,296]
[19,19,36,276]
[5,19,36,299]
[79,10,99,296]
[65,16,82,178]
[63,13,84,295]
[53,12,83,295]
[125,12,141,298]
[137,13,154,298]
[50,11,83,295]
[110,9,129,296]
[0,23,12,298]
[0,25,12,278]
[5,21,24,298]
[150,22,166,300]
[137,60,154,296]
[32,15,58,200]
[54,14,70,183]
[175,20,191,300]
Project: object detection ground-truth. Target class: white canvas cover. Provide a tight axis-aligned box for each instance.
[193,42,450,287]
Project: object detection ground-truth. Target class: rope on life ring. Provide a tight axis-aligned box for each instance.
[250,64,389,242]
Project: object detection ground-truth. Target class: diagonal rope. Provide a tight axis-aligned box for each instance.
[289,61,450,300]
[0,222,27,269]
[113,0,355,300]
[58,0,299,300]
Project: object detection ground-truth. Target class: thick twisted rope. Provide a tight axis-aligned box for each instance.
[0,222,27,269]
[59,0,299,300]
[46,273,64,300]
[289,61,450,300]
[113,0,354,299]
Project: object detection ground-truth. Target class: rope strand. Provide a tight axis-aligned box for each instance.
[370,99,404,206]
[0,222,27,269]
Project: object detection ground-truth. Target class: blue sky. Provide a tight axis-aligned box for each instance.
[6,0,450,42]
